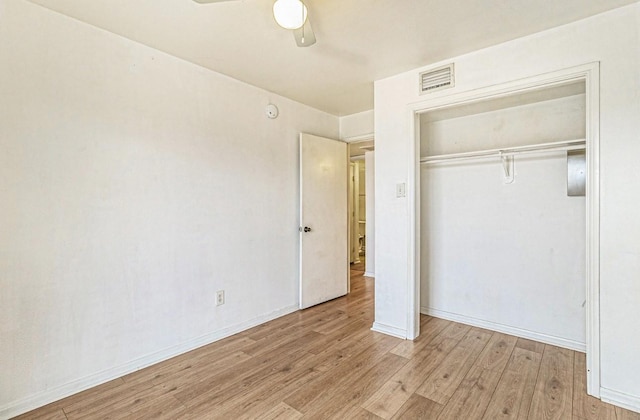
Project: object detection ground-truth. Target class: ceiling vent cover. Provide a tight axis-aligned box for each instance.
[419,63,454,94]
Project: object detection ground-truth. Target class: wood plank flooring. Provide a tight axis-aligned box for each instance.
[17,267,640,420]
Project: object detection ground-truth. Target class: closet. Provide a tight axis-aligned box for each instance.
[420,81,587,350]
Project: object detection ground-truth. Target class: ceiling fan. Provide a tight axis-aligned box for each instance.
[193,0,316,47]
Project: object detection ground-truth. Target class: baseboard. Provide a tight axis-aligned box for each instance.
[363,271,375,278]
[421,307,586,352]
[371,322,407,339]
[0,304,299,420]
[600,388,640,414]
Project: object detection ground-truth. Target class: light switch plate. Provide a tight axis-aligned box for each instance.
[396,183,406,198]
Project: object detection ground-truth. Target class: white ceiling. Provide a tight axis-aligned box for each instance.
[27,0,638,116]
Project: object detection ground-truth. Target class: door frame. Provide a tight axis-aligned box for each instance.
[406,62,601,396]
[349,162,361,264]
[351,159,364,264]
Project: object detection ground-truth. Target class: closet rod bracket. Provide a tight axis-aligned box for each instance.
[500,152,515,184]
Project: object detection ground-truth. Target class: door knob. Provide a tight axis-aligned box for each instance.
[303,226,312,232]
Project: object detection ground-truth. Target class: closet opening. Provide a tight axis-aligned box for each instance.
[420,80,586,347]
[407,63,600,397]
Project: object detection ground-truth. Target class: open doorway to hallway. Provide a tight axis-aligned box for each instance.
[348,140,374,279]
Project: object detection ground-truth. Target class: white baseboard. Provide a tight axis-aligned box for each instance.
[421,307,586,352]
[363,272,375,278]
[1,304,299,420]
[601,388,640,414]
[371,322,407,339]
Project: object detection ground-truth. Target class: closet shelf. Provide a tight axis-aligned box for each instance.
[420,139,586,165]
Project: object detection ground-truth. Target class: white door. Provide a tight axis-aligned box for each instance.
[299,133,348,309]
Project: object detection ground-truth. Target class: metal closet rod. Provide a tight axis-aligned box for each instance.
[420,139,586,165]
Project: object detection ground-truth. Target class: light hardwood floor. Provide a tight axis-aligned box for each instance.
[17,267,639,420]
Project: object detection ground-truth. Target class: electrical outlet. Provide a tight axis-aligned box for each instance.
[216,290,225,306]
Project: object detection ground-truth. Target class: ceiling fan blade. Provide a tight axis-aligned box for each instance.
[192,0,238,3]
[293,19,316,47]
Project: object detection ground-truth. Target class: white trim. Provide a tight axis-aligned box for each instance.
[0,304,299,419]
[406,111,421,341]
[584,63,601,398]
[299,133,305,309]
[600,388,640,414]
[371,322,407,339]
[422,307,586,352]
[342,133,374,143]
[363,271,375,278]
[407,62,601,395]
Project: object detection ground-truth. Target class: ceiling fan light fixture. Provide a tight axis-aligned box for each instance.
[273,0,308,30]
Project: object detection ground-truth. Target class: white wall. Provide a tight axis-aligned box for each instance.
[374,2,640,410]
[421,93,586,350]
[422,157,586,347]
[340,109,374,141]
[365,151,375,277]
[0,0,339,417]
[421,93,586,156]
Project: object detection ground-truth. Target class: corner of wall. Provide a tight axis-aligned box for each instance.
[339,109,374,141]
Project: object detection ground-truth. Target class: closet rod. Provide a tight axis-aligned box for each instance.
[420,139,586,165]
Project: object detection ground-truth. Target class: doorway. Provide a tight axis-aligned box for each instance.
[348,140,374,276]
